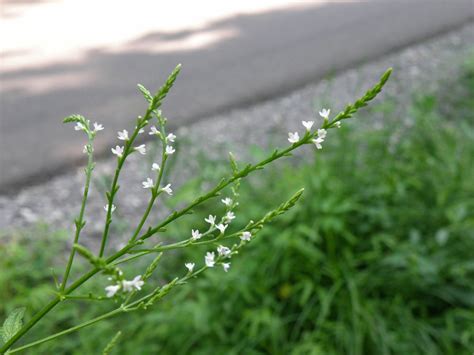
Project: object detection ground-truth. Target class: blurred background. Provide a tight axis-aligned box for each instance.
[1,1,474,354]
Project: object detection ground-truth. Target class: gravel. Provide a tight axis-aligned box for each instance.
[1,22,473,250]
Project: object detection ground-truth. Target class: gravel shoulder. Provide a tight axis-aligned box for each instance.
[0,23,473,250]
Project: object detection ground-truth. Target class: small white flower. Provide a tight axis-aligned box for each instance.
[221,197,233,206]
[161,183,173,195]
[302,121,314,131]
[138,128,145,134]
[334,121,341,128]
[216,224,228,234]
[288,132,300,143]
[151,163,160,171]
[217,245,231,258]
[149,126,160,136]
[142,177,154,189]
[312,129,327,150]
[74,122,85,131]
[93,122,104,132]
[122,275,144,292]
[191,229,202,240]
[312,137,324,150]
[205,252,215,267]
[117,130,129,141]
[205,215,216,226]
[222,262,231,272]
[83,145,88,154]
[105,284,120,298]
[135,144,146,155]
[104,204,116,213]
[225,211,235,222]
[166,133,176,143]
[111,145,124,158]
[165,145,175,155]
[319,108,330,120]
[241,231,252,241]
[317,129,327,139]
[185,262,195,272]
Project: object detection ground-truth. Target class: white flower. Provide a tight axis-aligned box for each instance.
[319,108,330,120]
[217,245,231,258]
[205,215,216,226]
[225,211,235,222]
[165,145,175,155]
[185,263,195,272]
[83,145,88,154]
[135,144,146,155]
[205,252,215,267]
[105,284,120,298]
[117,130,129,141]
[104,204,116,213]
[166,133,176,143]
[111,145,124,158]
[74,122,85,131]
[312,129,327,150]
[221,197,233,206]
[222,262,231,272]
[302,121,314,131]
[122,275,144,292]
[191,229,202,240]
[151,163,160,171]
[288,132,300,143]
[312,137,324,150]
[93,122,104,132]
[138,128,145,134]
[161,183,173,195]
[241,231,252,241]
[334,121,341,128]
[216,224,228,234]
[142,177,154,189]
[317,129,327,139]
[149,126,160,136]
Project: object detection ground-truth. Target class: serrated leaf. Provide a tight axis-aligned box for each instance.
[1,307,26,343]
[137,84,153,103]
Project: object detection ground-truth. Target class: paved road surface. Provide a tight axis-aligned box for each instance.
[0,0,473,192]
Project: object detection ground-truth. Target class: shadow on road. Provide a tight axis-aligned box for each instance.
[0,0,472,192]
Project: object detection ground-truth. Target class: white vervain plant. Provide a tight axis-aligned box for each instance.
[0,64,392,354]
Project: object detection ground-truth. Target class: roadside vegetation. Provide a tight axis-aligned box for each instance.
[1,55,473,354]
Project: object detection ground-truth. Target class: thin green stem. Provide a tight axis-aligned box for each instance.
[60,136,94,291]
[99,108,152,257]
[130,145,167,243]
[0,245,134,353]
[7,308,123,354]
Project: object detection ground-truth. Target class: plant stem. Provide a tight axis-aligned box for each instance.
[7,308,123,354]
[60,136,94,291]
[130,141,167,243]
[99,108,152,257]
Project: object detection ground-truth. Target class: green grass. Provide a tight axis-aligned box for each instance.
[1,58,474,354]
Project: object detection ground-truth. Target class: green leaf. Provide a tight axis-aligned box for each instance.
[1,307,26,343]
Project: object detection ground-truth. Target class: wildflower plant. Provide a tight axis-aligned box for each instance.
[0,64,391,353]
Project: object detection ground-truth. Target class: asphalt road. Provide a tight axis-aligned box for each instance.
[0,0,473,192]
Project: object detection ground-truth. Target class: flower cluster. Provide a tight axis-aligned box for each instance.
[287,108,335,150]
[105,275,144,298]
[184,196,248,274]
